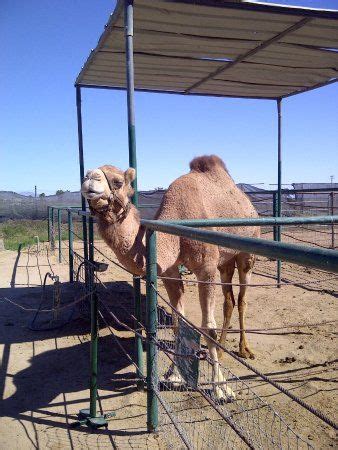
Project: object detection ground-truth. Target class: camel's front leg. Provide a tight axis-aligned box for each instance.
[162,266,185,385]
[217,259,236,360]
[236,254,255,359]
[196,267,236,402]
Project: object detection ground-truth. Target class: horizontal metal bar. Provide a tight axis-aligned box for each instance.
[138,204,161,208]
[49,205,82,209]
[140,220,338,273]
[75,83,277,101]
[77,210,92,217]
[280,78,338,100]
[162,215,338,228]
[244,187,338,195]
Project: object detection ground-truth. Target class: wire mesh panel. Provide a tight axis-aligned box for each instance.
[257,222,338,294]
[154,298,314,450]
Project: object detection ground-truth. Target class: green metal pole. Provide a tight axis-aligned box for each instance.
[277,99,282,287]
[330,192,335,250]
[57,209,62,263]
[47,206,50,242]
[68,210,74,283]
[51,207,55,251]
[88,217,97,419]
[125,0,138,207]
[76,86,89,265]
[134,276,144,387]
[146,230,158,433]
[125,0,144,387]
[273,192,277,242]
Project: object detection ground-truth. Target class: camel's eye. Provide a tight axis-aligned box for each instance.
[113,180,123,189]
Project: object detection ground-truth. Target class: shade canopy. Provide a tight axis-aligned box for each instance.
[76,0,338,99]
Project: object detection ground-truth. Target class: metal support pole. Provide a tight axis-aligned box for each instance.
[125,0,138,207]
[276,99,282,287]
[146,230,158,433]
[50,207,55,251]
[72,210,110,429]
[57,209,62,263]
[76,86,89,265]
[47,206,50,242]
[88,216,98,419]
[273,192,277,241]
[330,192,335,249]
[68,210,74,283]
[134,276,144,387]
[125,0,144,388]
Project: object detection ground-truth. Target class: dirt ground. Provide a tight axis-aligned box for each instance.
[0,240,337,449]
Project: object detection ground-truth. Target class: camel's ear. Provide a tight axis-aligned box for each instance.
[124,168,136,184]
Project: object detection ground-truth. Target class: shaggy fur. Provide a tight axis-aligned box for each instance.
[189,154,228,173]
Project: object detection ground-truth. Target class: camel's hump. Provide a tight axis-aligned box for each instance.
[189,155,227,173]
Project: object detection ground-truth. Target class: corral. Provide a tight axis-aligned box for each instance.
[1,1,338,449]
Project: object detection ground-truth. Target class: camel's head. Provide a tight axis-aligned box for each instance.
[81,165,136,217]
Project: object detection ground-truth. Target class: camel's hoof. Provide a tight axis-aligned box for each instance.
[167,372,184,386]
[214,386,236,403]
[239,348,255,360]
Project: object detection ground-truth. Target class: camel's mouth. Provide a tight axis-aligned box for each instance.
[82,189,105,200]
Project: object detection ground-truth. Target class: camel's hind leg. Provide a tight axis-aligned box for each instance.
[236,253,255,359]
[195,266,235,401]
[217,258,236,360]
[162,266,185,384]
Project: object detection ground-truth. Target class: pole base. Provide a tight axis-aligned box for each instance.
[136,378,146,391]
[70,409,115,430]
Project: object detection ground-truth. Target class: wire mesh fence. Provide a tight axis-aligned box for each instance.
[46,206,338,448]
[152,291,317,450]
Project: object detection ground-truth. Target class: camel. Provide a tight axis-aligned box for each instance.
[81,155,260,401]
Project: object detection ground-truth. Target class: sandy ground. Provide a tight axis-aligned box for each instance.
[0,240,337,449]
[0,245,165,449]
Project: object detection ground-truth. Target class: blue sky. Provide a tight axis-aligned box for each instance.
[1,0,337,194]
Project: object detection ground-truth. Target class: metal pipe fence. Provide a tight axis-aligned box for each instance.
[50,206,338,446]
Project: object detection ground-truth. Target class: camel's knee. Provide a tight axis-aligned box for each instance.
[208,328,217,341]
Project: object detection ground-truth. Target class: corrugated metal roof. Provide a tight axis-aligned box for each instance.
[76,0,338,99]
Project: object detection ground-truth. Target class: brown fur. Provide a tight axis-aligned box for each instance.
[82,155,260,398]
[189,154,228,173]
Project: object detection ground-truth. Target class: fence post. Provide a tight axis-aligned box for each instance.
[146,229,158,433]
[73,216,109,429]
[50,207,55,251]
[68,210,74,283]
[88,216,98,419]
[330,192,335,250]
[57,209,62,263]
[134,276,144,388]
[47,206,50,242]
[273,192,281,287]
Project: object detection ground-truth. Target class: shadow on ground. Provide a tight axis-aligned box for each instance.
[0,280,149,442]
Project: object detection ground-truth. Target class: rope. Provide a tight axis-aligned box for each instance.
[98,298,145,336]
[153,285,338,430]
[158,319,337,334]
[295,225,337,235]
[0,291,92,313]
[70,230,84,241]
[157,274,338,288]
[281,232,334,249]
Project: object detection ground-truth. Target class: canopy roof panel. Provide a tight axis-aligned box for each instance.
[76,0,338,99]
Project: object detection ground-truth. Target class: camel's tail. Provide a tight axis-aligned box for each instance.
[189,155,228,173]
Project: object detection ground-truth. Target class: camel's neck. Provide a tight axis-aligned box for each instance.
[96,205,146,275]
